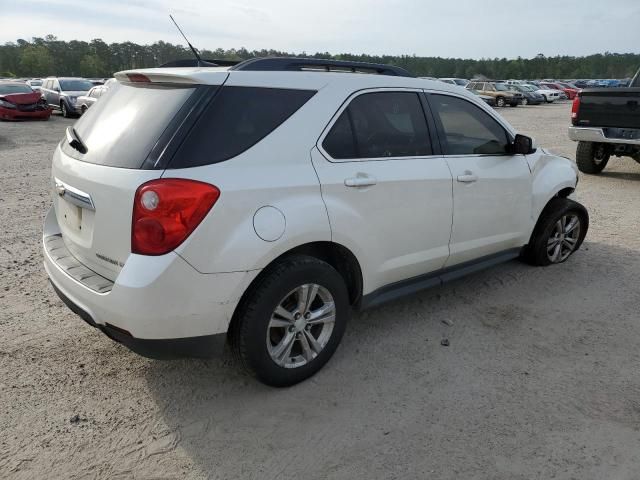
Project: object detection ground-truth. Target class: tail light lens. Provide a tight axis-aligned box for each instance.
[132,179,220,255]
[571,95,581,125]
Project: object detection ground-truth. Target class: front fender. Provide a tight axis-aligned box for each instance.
[528,149,578,227]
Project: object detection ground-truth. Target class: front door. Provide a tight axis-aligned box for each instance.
[427,92,532,267]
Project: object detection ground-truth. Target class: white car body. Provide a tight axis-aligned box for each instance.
[43,61,580,371]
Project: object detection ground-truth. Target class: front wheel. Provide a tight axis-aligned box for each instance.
[496,96,506,107]
[521,98,529,106]
[230,255,350,387]
[523,197,589,266]
[61,102,70,118]
[576,141,609,174]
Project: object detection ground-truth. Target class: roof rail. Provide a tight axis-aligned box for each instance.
[230,57,414,77]
[158,59,241,68]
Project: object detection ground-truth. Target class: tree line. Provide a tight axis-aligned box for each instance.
[1,35,639,80]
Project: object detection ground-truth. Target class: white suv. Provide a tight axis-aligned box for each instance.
[43,58,588,386]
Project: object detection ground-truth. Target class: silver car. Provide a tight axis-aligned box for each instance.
[76,85,107,114]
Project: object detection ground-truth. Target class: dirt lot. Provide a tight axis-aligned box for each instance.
[1,103,640,480]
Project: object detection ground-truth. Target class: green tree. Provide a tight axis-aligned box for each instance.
[19,45,53,76]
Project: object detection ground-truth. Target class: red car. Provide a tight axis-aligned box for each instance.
[540,82,579,100]
[0,81,52,120]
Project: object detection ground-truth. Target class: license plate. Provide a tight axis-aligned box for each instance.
[59,198,83,232]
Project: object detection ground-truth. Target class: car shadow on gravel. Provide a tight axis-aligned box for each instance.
[142,240,640,479]
[598,170,640,182]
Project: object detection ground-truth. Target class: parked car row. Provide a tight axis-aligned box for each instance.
[0,76,116,120]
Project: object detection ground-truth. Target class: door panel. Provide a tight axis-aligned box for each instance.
[445,154,531,265]
[427,92,532,267]
[311,148,453,294]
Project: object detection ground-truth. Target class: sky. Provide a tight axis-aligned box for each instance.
[1,0,639,59]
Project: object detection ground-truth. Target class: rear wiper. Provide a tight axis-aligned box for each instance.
[65,126,88,154]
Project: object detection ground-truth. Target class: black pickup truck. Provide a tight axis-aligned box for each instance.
[568,68,640,174]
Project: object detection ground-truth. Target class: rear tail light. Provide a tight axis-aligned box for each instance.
[132,179,220,255]
[126,73,151,83]
[571,95,581,125]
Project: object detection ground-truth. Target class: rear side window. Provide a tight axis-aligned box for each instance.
[170,87,316,168]
[430,94,510,155]
[322,91,432,159]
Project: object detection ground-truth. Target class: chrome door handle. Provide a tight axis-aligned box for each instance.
[457,173,478,183]
[344,176,377,187]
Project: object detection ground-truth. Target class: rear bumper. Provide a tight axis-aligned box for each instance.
[43,206,260,356]
[0,106,51,120]
[49,280,226,359]
[568,127,640,146]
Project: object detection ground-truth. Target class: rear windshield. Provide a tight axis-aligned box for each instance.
[62,82,196,168]
[0,83,33,94]
[168,86,316,168]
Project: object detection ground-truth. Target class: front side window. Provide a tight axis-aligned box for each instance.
[430,94,510,156]
[322,91,432,159]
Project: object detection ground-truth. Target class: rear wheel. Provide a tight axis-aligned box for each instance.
[521,98,529,106]
[230,255,349,387]
[496,96,506,107]
[576,141,609,174]
[523,197,588,266]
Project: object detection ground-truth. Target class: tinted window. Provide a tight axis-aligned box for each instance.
[59,79,93,91]
[322,109,357,159]
[62,82,196,168]
[323,92,431,159]
[430,94,510,155]
[171,87,315,168]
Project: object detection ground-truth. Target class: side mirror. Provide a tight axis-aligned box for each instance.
[511,134,536,155]
[55,87,61,92]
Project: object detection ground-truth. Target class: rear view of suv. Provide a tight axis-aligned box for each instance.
[44,58,588,386]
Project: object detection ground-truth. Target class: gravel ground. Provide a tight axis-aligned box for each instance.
[1,103,640,480]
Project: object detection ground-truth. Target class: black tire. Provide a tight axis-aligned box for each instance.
[496,96,506,107]
[61,102,69,118]
[521,98,529,106]
[576,141,609,174]
[523,197,589,266]
[229,255,350,387]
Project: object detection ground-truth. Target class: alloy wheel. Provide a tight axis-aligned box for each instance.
[547,214,581,263]
[267,284,336,369]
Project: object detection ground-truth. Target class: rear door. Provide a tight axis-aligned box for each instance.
[312,89,453,293]
[51,78,225,280]
[427,92,531,266]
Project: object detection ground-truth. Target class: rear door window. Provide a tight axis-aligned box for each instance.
[170,87,316,168]
[322,91,432,159]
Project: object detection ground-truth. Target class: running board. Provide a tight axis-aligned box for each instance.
[359,248,522,311]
